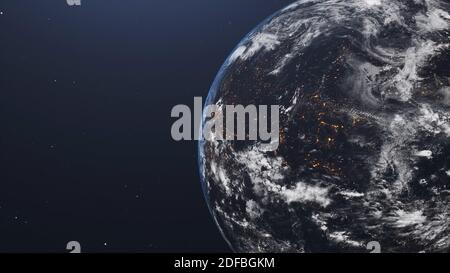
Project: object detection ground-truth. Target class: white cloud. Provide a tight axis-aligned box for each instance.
[392,210,426,228]
[280,182,331,207]
[415,150,433,159]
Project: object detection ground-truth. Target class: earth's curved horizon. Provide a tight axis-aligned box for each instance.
[199,0,450,253]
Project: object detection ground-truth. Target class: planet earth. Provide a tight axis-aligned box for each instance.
[199,0,450,253]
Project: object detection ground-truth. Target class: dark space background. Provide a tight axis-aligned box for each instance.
[0,0,293,252]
